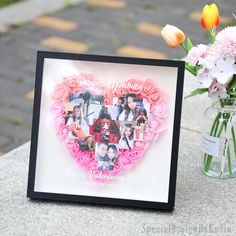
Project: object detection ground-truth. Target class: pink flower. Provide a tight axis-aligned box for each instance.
[76,152,94,170]
[151,104,167,119]
[214,26,236,58]
[148,119,159,132]
[147,88,164,106]
[140,79,154,98]
[63,75,78,88]
[51,83,69,101]
[57,126,69,140]
[110,163,122,175]
[50,102,65,118]
[69,143,81,159]
[103,90,113,105]
[143,131,154,143]
[128,149,142,162]
[119,153,134,169]
[113,87,125,97]
[208,79,227,100]
[186,44,208,67]
[54,116,66,130]
[133,140,145,150]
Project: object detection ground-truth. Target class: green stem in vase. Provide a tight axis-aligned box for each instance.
[213,119,220,136]
[204,117,225,172]
[217,120,225,137]
[204,112,221,165]
[231,126,236,160]
[227,145,233,176]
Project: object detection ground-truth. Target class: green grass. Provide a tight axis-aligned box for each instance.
[86,4,99,12]
[0,0,21,8]
[143,3,156,10]
[9,21,26,29]
[63,0,76,10]
[8,118,23,126]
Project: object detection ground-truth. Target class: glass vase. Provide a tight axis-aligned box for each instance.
[201,98,236,178]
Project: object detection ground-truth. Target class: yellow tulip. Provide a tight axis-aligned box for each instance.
[161,24,185,48]
[201,3,219,29]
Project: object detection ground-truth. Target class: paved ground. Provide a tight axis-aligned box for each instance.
[0,0,235,155]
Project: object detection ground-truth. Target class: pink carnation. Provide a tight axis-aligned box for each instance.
[214,26,236,58]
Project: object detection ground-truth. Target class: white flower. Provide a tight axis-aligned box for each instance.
[186,44,208,67]
[211,57,236,84]
[196,68,213,87]
[196,51,236,87]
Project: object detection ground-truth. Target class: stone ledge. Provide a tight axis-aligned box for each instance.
[0,128,236,235]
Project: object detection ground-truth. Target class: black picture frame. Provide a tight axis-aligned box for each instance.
[27,51,185,211]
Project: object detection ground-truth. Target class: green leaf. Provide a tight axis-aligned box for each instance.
[228,76,236,91]
[184,88,208,99]
[180,43,188,53]
[185,62,197,76]
[230,90,236,96]
[186,37,193,52]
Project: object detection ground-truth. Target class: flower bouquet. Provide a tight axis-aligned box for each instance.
[161,3,236,178]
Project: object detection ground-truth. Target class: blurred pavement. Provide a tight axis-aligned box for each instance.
[0,0,235,154]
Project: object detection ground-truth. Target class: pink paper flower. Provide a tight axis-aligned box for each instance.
[128,149,142,162]
[103,90,113,105]
[69,143,81,159]
[133,140,145,150]
[54,116,66,130]
[143,131,154,143]
[50,102,65,118]
[57,126,69,140]
[51,83,69,101]
[76,152,94,170]
[151,103,167,119]
[63,75,78,88]
[119,153,134,169]
[140,79,154,98]
[148,88,164,106]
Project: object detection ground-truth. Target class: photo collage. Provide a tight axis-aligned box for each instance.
[65,90,151,170]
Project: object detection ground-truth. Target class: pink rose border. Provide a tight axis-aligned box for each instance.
[50,74,167,182]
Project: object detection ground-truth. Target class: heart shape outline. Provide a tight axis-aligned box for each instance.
[50,73,167,183]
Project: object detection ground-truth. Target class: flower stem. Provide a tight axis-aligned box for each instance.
[208,29,216,43]
[180,43,188,53]
[227,145,233,176]
[204,113,221,172]
[231,126,236,160]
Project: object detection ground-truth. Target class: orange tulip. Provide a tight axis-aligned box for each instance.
[161,24,185,48]
[201,3,219,29]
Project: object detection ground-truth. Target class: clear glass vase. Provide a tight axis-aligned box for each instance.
[201,98,236,178]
